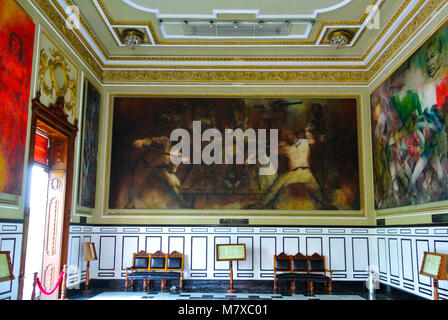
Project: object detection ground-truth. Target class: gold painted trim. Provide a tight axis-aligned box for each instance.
[96,0,416,66]
[30,0,448,86]
[103,92,365,218]
[366,0,447,87]
[96,0,382,46]
[101,69,371,84]
[31,0,103,78]
[369,5,448,93]
[39,31,79,117]
[376,204,448,217]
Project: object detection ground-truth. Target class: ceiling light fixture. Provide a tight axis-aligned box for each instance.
[329,30,352,48]
[122,29,144,49]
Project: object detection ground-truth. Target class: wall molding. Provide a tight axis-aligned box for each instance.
[67,223,448,300]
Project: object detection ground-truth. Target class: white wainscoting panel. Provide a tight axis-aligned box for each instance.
[68,225,376,284]
[67,224,448,299]
[0,222,23,300]
[373,226,448,300]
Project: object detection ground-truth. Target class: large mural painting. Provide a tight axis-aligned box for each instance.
[371,22,448,209]
[0,0,35,195]
[79,81,101,208]
[109,97,360,211]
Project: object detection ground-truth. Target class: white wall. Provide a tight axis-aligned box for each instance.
[372,226,448,300]
[67,224,448,299]
[0,222,23,300]
[67,225,376,285]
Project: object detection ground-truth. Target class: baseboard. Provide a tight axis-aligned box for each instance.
[67,279,423,300]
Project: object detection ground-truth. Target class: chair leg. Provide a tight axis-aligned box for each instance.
[143,280,147,291]
[309,281,314,296]
[290,281,296,294]
[161,279,167,291]
[274,278,278,293]
[125,274,128,291]
[179,275,183,292]
[328,280,333,294]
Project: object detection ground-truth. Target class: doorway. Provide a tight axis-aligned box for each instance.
[18,96,78,300]
[23,132,50,300]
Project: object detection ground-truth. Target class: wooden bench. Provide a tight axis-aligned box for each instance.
[274,252,333,295]
[125,250,184,291]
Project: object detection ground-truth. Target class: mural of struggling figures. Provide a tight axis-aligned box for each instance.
[371,23,448,209]
[109,97,360,211]
[0,0,35,196]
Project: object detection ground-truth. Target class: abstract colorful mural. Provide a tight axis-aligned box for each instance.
[79,81,101,208]
[0,0,35,195]
[371,22,448,209]
[109,97,360,211]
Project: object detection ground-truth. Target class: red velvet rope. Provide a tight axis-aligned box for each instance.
[36,270,65,295]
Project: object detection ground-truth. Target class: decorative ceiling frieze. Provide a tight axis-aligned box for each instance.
[29,0,448,85]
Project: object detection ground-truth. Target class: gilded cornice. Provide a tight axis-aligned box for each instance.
[32,0,103,78]
[102,69,371,84]
[30,0,448,85]
[365,0,447,83]
[96,0,382,46]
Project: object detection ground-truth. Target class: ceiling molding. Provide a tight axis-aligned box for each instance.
[121,0,354,19]
[93,0,382,47]
[28,0,448,85]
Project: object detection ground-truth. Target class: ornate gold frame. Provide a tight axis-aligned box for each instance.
[102,93,366,218]
[38,32,78,116]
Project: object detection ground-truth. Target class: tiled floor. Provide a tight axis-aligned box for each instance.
[86,291,367,300]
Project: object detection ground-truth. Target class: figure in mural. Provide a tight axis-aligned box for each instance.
[0,3,35,195]
[371,24,448,209]
[127,136,186,209]
[80,82,101,208]
[109,97,360,210]
[249,122,334,209]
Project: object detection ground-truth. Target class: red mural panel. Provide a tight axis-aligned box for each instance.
[0,0,35,195]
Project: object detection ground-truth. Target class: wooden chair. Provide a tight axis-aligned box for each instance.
[149,250,167,290]
[166,251,184,291]
[291,253,308,294]
[125,251,150,290]
[307,253,333,294]
[273,252,291,293]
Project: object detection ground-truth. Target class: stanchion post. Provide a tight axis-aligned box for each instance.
[60,265,67,300]
[31,272,38,300]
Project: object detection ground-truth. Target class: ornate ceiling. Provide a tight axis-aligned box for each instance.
[29,0,448,85]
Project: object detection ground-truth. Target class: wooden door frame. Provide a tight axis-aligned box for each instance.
[17,93,78,299]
